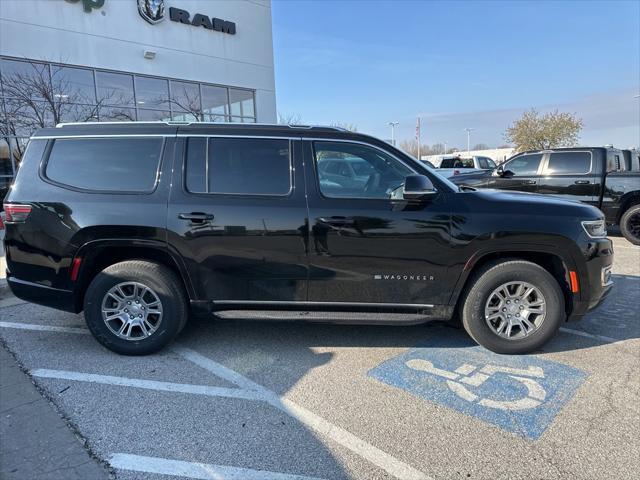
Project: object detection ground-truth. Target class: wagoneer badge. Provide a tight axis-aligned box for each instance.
[374,274,435,281]
[138,0,165,24]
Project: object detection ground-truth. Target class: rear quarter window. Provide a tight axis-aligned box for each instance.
[45,137,164,192]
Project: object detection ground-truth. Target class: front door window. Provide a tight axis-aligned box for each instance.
[314,141,413,199]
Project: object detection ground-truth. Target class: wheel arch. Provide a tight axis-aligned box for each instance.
[616,192,640,223]
[71,239,195,312]
[450,248,577,319]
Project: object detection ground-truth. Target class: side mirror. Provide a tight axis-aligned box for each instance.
[495,165,504,176]
[403,175,436,200]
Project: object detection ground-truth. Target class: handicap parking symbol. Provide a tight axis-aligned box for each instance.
[368,334,587,439]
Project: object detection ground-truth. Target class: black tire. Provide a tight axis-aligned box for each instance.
[83,260,188,355]
[620,204,640,246]
[461,259,565,354]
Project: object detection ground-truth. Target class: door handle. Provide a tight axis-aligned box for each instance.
[179,212,214,222]
[574,180,590,185]
[521,180,537,185]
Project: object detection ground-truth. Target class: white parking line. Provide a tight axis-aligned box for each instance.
[110,453,327,480]
[30,369,263,402]
[559,327,624,345]
[0,321,90,334]
[174,346,431,480]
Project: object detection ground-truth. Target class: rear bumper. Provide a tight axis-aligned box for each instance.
[7,276,77,313]
[567,238,614,321]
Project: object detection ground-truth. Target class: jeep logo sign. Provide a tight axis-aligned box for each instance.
[169,7,236,35]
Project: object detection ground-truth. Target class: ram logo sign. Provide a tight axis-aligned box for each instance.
[138,0,165,24]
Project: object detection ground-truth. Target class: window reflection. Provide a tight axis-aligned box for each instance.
[95,71,135,106]
[170,80,201,118]
[135,76,169,109]
[229,88,254,117]
[0,57,257,135]
[202,85,228,119]
[52,66,96,104]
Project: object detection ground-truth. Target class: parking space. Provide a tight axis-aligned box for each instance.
[1,235,638,479]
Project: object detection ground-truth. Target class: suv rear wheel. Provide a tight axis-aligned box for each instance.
[461,260,565,354]
[83,260,188,355]
[620,204,640,245]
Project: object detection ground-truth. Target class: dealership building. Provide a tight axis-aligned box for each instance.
[0,0,277,193]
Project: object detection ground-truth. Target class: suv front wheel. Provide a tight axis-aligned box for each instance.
[461,259,565,354]
[83,260,188,355]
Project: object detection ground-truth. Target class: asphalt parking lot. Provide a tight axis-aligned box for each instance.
[1,235,638,480]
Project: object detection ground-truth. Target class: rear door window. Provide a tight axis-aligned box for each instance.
[185,137,291,195]
[546,152,591,174]
[505,154,543,176]
[45,138,164,192]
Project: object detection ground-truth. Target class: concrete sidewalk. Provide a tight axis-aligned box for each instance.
[0,345,110,479]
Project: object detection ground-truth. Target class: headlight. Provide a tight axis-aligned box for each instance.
[582,219,607,238]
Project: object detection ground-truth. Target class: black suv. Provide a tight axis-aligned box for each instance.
[3,123,613,355]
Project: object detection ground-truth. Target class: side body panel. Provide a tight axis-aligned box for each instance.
[4,130,175,311]
[166,134,309,303]
[302,140,454,308]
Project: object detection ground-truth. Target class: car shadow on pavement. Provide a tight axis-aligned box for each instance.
[179,274,639,359]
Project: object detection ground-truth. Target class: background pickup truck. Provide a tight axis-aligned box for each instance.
[423,155,497,178]
[451,146,640,245]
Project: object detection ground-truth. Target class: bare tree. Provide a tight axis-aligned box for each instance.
[0,59,133,137]
[330,122,358,132]
[505,109,583,152]
[472,143,490,150]
[167,84,203,120]
[277,112,303,125]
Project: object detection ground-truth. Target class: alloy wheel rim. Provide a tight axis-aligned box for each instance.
[484,281,546,340]
[101,282,163,341]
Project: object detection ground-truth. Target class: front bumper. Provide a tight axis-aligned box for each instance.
[567,237,614,321]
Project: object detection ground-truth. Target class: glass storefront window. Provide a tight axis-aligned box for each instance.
[51,66,96,104]
[0,138,13,176]
[135,76,169,109]
[60,103,99,123]
[170,80,201,118]
[1,56,257,136]
[202,85,228,118]
[137,109,171,121]
[229,88,255,118]
[0,58,50,100]
[95,71,135,106]
[99,106,137,121]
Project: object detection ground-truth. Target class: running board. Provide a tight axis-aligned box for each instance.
[213,310,442,325]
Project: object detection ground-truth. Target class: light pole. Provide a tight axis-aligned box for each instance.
[388,122,399,146]
[464,128,475,153]
[443,142,448,154]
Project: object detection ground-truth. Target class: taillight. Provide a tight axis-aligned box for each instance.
[3,204,32,223]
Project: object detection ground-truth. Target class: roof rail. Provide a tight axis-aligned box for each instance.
[55,121,348,131]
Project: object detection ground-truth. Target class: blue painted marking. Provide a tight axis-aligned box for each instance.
[368,333,587,439]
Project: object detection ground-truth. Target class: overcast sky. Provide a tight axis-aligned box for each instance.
[272,0,640,150]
